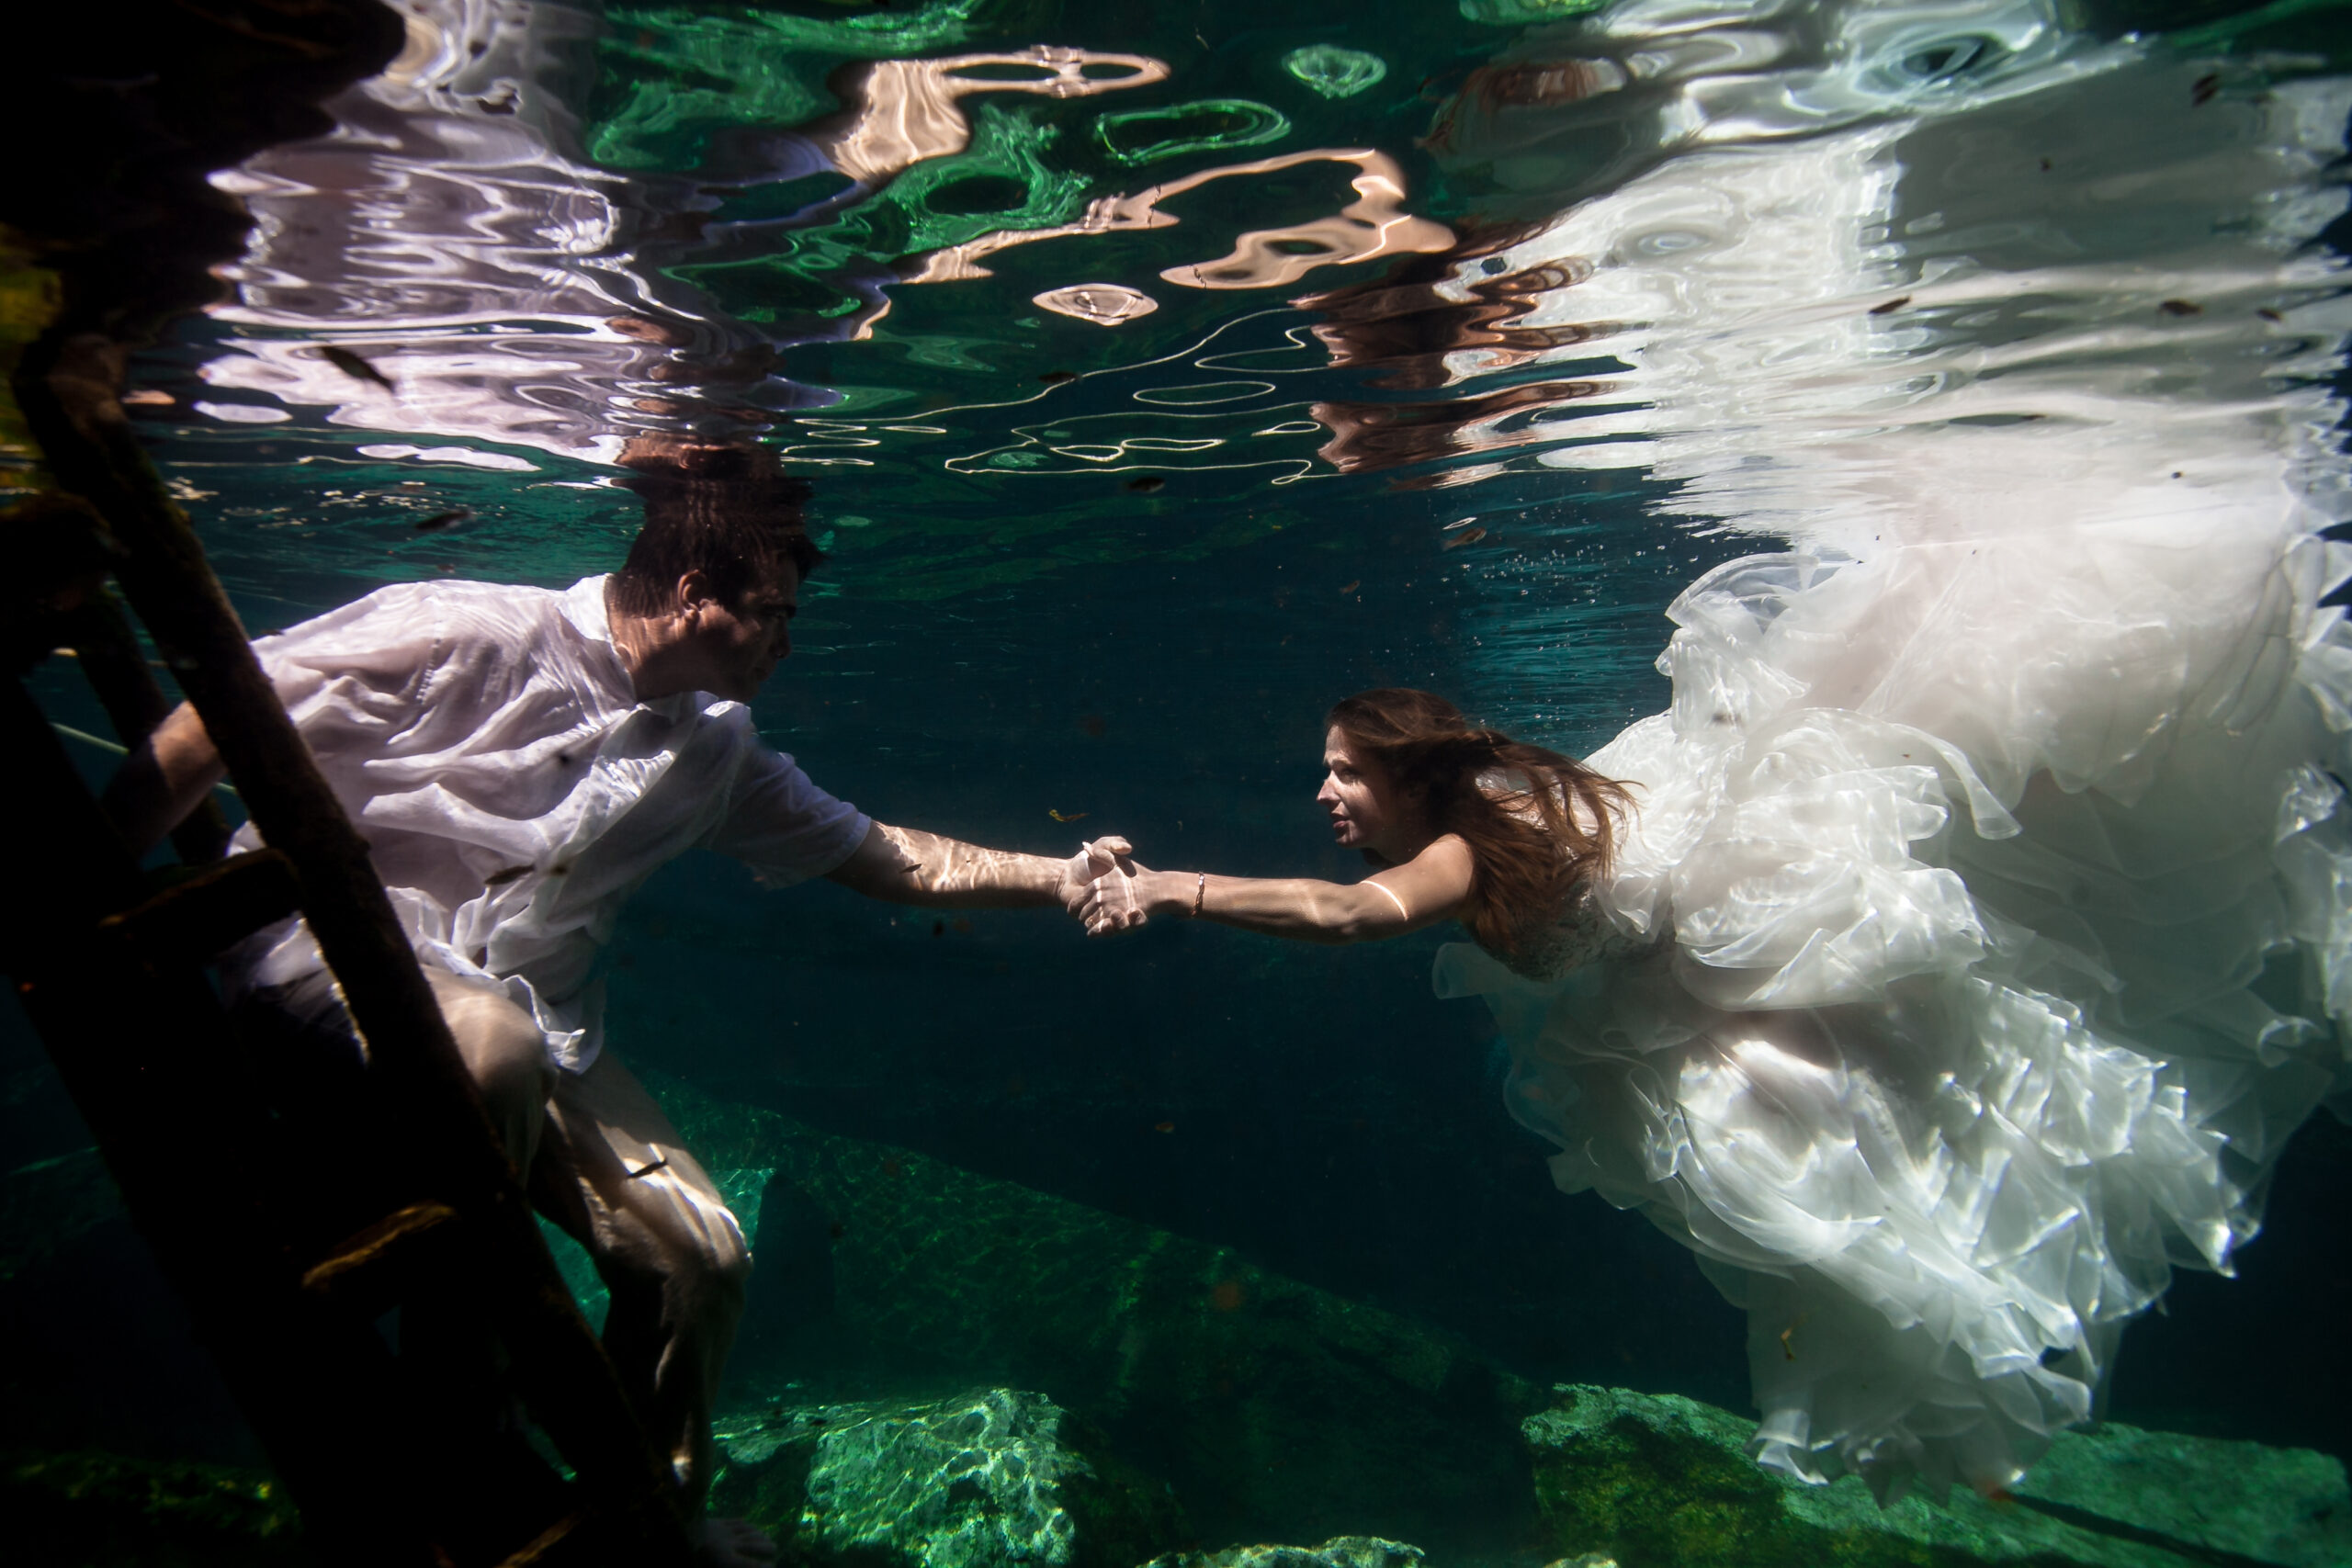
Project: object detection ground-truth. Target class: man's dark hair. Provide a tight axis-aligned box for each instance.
[611,443,822,615]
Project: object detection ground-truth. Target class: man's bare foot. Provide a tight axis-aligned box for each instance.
[695,1517,777,1567]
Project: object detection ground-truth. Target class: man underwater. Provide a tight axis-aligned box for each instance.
[104,443,1120,1565]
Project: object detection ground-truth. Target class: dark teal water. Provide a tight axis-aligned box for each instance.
[8,0,2352,1554]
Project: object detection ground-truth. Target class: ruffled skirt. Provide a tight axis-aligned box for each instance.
[1436,516,2352,1500]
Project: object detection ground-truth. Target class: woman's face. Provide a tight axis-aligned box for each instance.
[1317,725,1417,858]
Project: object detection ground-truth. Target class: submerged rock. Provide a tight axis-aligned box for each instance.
[1524,1383,2352,1568]
[709,1387,1182,1568]
[1138,1538,1426,1568]
[651,1071,1544,1555]
[6,1448,303,1566]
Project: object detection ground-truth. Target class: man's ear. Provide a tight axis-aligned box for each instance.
[674,570,718,612]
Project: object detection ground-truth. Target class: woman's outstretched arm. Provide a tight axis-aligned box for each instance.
[1090,834,1476,943]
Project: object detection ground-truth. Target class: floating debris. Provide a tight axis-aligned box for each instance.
[1869,295,1911,316]
[320,344,396,392]
[2158,299,2204,317]
[413,507,471,533]
[2257,307,2284,322]
[1339,580,1361,594]
[1037,370,1079,385]
[1282,44,1386,99]
[1154,1121,1176,1134]
[2191,73,2221,107]
[1048,808,1089,822]
[1126,476,1165,493]
[1442,527,1488,549]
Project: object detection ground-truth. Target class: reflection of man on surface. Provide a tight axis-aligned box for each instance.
[106,445,1116,1566]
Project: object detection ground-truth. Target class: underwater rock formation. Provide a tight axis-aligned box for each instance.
[648,1071,1544,1553]
[708,1387,1180,1568]
[1525,1384,2352,1568]
[1138,1539,1427,1568]
[6,1449,303,1567]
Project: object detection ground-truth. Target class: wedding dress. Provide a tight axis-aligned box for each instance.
[1439,523,2352,1500]
[1414,3,2352,1504]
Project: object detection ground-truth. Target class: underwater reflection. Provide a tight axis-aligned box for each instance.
[197,1,1174,459]
[906,147,1454,293]
[815,48,1168,186]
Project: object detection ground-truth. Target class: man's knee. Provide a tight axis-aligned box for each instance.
[658,1184,752,1320]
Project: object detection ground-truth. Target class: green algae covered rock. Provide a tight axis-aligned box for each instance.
[709,1387,1182,1568]
[650,1071,1543,1554]
[1138,1538,1426,1568]
[1523,1383,2352,1568]
[6,1449,303,1566]
[2018,1423,2352,1568]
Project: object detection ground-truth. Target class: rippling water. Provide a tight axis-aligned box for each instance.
[13,0,2352,1551]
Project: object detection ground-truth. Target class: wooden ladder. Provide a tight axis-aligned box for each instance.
[4,335,695,1566]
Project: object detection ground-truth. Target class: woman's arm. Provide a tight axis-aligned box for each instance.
[1101,835,1476,943]
[825,821,1121,913]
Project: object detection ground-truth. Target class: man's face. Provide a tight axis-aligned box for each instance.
[684,560,799,703]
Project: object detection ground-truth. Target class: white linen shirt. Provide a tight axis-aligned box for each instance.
[223,574,868,1073]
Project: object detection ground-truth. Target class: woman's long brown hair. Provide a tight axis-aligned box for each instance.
[1328,688,1631,960]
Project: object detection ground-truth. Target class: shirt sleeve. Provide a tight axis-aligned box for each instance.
[708,745,870,886]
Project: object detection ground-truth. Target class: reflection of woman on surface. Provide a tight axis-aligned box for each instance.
[1082,688,1632,969]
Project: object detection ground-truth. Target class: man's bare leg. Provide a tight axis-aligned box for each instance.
[420,967,555,1173]
[414,974,770,1562]
[526,1046,768,1563]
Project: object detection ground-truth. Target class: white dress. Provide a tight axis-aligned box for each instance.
[1395,0,2352,1501]
[1435,526,2352,1501]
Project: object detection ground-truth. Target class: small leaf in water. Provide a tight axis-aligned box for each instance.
[2158,299,2203,317]
[1442,527,1487,550]
[1126,476,1165,493]
[1869,296,1911,316]
[414,507,471,532]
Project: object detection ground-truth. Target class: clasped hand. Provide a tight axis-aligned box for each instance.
[1059,837,1151,937]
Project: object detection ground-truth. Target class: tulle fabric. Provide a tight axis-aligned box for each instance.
[1435,516,2352,1501]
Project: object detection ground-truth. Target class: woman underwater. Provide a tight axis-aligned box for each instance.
[1060,0,2352,1507]
[1078,530,2352,1506]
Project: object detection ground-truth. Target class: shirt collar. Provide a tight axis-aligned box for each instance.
[559,573,703,724]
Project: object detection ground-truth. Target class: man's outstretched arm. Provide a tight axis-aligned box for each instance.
[825,821,1130,914]
[102,702,227,857]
